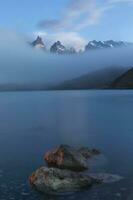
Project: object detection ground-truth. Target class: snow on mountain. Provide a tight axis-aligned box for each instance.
[50,41,66,54]
[85,40,130,51]
[31,36,132,54]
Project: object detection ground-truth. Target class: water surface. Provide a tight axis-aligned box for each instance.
[0,90,133,200]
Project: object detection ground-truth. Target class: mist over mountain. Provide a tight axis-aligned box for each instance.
[0,30,133,91]
[51,67,128,90]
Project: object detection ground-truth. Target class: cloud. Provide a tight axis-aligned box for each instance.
[34,31,87,51]
[38,0,133,32]
[109,0,133,3]
[37,0,105,31]
[49,32,87,51]
[38,19,66,31]
[1,29,133,92]
[36,0,107,49]
[1,29,133,87]
[35,0,133,50]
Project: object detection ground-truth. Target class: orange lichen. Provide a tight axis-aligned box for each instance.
[29,171,37,185]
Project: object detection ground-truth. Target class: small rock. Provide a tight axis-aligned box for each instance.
[44,145,88,171]
[29,167,99,195]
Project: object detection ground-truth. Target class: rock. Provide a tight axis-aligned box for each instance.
[44,145,88,172]
[85,40,127,51]
[90,173,123,184]
[29,167,99,195]
[50,41,66,54]
[78,147,100,159]
[31,36,46,50]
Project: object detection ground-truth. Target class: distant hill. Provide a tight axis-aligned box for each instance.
[111,68,133,89]
[51,67,127,90]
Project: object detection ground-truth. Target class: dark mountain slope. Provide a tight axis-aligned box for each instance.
[51,67,127,90]
[111,68,133,89]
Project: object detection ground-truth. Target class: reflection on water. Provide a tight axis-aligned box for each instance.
[0,90,133,200]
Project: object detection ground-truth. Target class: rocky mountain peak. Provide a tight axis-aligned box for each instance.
[32,36,45,49]
[50,41,66,54]
[85,40,127,51]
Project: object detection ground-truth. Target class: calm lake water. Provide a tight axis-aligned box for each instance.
[0,90,133,200]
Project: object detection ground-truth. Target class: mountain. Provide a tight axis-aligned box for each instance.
[50,41,77,54]
[51,67,127,90]
[0,67,131,91]
[32,36,46,50]
[111,68,133,89]
[50,41,67,54]
[85,40,130,51]
[31,37,132,54]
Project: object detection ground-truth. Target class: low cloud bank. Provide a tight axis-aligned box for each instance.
[0,30,132,89]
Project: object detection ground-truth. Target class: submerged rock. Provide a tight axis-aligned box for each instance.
[78,147,100,159]
[90,173,123,184]
[44,145,88,172]
[29,167,100,195]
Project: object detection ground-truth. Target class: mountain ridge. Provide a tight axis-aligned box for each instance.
[111,68,133,89]
[50,67,128,90]
[0,67,132,91]
[31,36,132,53]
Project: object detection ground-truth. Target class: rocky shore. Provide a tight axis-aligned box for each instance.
[29,145,122,195]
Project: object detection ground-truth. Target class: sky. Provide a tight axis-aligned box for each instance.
[1,0,133,50]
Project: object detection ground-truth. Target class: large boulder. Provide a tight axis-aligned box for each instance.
[29,167,99,195]
[44,145,88,171]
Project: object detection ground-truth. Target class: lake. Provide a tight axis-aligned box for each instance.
[0,90,133,200]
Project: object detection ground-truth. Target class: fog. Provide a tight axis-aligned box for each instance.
[0,29,133,89]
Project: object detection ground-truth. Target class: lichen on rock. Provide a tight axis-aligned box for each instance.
[29,167,99,195]
[44,145,88,172]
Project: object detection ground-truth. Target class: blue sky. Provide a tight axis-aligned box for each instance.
[1,0,133,49]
